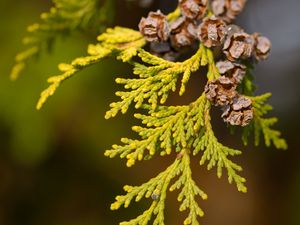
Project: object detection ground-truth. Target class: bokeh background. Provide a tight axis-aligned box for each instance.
[0,0,299,224]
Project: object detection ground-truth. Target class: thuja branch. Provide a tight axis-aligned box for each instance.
[36,27,146,110]
[26,0,288,224]
[11,0,115,80]
[111,158,181,225]
[112,150,207,225]
[242,93,288,149]
[194,106,247,193]
[105,94,208,166]
[106,92,247,193]
[170,151,207,225]
[105,44,207,119]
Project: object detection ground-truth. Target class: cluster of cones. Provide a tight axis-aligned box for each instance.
[138,0,271,127]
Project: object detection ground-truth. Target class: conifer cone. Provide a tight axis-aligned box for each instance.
[179,0,208,20]
[221,95,253,126]
[198,16,226,47]
[216,60,246,84]
[223,32,254,61]
[205,76,237,106]
[138,10,170,42]
[170,17,198,48]
[211,0,247,23]
[253,33,271,61]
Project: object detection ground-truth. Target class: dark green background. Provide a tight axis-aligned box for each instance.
[0,0,299,224]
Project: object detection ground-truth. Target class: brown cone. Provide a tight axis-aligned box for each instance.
[216,60,246,84]
[253,33,271,61]
[198,16,226,47]
[211,0,247,23]
[179,0,208,20]
[170,17,198,48]
[138,10,170,42]
[221,95,253,126]
[223,32,254,61]
[205,76,237,106]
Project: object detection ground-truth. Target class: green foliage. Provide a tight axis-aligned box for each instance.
[111,150,207,225]
[105,94,208,166]
[105,92,247,192]
[194,108,247,192]
[16,3,287,225]
[11,0,115,80]
[106,44,208,119]
[33,24,286,223]
[36,27,145,110]
[242,93,288,149]
[240,62,256,96]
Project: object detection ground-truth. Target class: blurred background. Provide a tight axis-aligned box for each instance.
[0,0,299,224]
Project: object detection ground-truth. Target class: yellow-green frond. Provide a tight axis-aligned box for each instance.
[105,45,208,119]
[37,27,146,110]
[242,93,288,150]
[11,0,115,80]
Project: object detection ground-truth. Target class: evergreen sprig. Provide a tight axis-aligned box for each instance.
[105,94,208,166]
[111,150,207,225]
[36,27,146,110]
[11,0,115,80]
[242,93,288,150]
[105,44,221,119]
[105,45,208,119]
[194,108,247,193]
[14,1,288,224]
[170,151,207,225]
